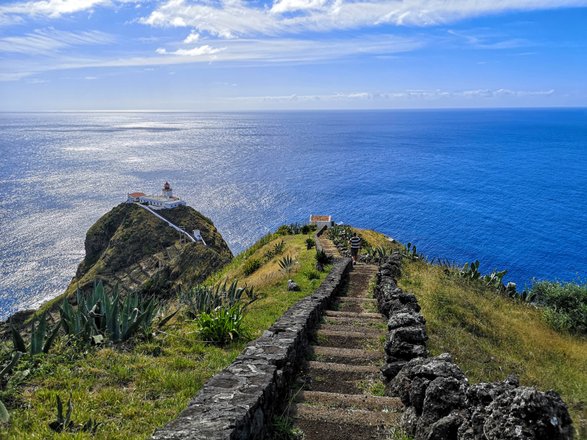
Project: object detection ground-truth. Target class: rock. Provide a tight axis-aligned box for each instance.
[401,406,419,438]
[466,375,519,408]
[287,280,300,291]
[381,361,407,380]
[415,377,467,440]
[481,387,574,440]
[389,355,466,432]
[388,311,426,330]
[427,412,467,440]
[389,326,428,345]
[385,340,428,360]
[410,376,431,414]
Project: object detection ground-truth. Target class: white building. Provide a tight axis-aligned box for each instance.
[309,214,334,230]
[127,182,187,209]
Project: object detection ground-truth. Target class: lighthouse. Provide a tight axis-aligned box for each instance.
[162,181,173,198]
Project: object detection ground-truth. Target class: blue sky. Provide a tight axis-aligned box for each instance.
[0,0,586,110]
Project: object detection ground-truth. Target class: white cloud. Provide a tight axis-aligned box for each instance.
[233,88,556,102]
[0,0,142,23]
[0,34,421,80]
[0,0,110,19]
[270,0,328,14]
[0,29,115,55]
[140,0,587,38]
[155,44,224,56]
[183,30,199,43]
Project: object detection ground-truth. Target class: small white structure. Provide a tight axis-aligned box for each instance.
[127,182,187,209]
[309,214,334,230]
[193,229,207,245]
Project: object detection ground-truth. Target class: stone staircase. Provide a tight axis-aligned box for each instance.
[288,263,404,440]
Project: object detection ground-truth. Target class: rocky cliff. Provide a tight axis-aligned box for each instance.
[66,203,233,297]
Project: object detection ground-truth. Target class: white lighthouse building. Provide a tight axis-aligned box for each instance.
[126,181,187,209]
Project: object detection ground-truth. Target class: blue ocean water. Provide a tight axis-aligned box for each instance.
[1,109,586,319]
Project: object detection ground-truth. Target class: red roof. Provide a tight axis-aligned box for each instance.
[310,215,331,222]
[129,192,145,197]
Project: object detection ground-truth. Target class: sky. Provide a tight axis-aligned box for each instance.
[0,0,586,111]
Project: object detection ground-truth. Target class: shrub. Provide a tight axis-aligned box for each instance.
[196,304,247,345]
[305,238,315,250]
[243,258,262,276]
[315,249,331,266]
[276,225,293,236]
[531,281,587,334]
[304,270,320,281]
[276,224,303,236]
[264,240,285,261]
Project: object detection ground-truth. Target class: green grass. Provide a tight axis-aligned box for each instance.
[399,259,587,439]
[0,233,329,439]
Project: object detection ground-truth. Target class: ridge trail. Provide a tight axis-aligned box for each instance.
[134,203,206,245]
[285,236,403,440]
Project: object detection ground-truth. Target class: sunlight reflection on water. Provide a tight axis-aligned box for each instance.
[1,110,586,319]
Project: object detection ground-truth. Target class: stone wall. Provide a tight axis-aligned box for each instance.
[152,257,352,440]
[374,253,574,440]
[374,251,428,382]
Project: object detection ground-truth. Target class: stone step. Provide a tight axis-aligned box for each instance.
[309,346,383,365]
[349,265,379,273]
[292,403,401,427]
[315,329,382,349]
[308,361,379,374]
[297,390,403,412]
[306,361,381,394]
[317,324,382,337]
[325,310,382,319]
[338,297,377,304]
[293,418,392,440]
[323,315,386,328]
[333,300,378,314]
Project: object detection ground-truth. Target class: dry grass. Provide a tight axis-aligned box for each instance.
[400,259,587,438]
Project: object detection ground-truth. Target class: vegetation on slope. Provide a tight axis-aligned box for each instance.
[399,258,587,438]
[531,281,587,335]
[70,203,233,297]
[0,229,329,439]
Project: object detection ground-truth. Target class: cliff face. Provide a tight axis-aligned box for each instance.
[67,203,233,297]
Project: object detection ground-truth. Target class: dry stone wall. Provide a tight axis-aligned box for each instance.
[375,253,574,440]
[152,257,352,440]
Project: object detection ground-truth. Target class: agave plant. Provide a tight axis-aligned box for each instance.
[59,282,161,344]
[49,394,100,434]
[0,351,23,423]
[196,304,247,345]
[278,255,296,274]
[10,313,61,356]
[180,280,257,318]
[264,240,286,261]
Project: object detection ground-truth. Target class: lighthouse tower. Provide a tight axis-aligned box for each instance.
[162,181,173,198]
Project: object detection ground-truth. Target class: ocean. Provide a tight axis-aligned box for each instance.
[1,109,586,320]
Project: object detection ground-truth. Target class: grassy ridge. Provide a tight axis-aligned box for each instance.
[399,259,587,438]
[0,232,328,439]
